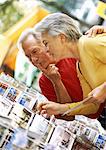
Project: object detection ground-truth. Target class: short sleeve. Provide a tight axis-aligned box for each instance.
[39,74,57,102]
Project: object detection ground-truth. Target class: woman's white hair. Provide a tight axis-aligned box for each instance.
[34,13,82,41]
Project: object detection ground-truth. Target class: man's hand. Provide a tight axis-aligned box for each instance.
[86,82,106,104]
[37,101,69,116]
[43,64,61,83]
[30,47,71,104]
[85,25,106,37]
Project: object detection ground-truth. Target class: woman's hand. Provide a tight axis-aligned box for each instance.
[37,101,69,116]
[85,25,106,37]
[87,82,106,104]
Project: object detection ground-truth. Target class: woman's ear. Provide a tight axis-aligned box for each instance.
[58,33,67,44]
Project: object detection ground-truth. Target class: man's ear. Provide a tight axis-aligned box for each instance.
[58,33,67,43]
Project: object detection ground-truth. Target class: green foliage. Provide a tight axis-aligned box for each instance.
[0,0,23,33]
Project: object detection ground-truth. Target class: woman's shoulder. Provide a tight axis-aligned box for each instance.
[79,33,106,51]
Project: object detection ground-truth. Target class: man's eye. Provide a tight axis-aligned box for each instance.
[26,54,30,58]
[32,49,39,54]
[32,50,36,54]
[26,55,31,62]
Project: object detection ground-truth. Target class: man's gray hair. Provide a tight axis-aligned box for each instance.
[35,13,82,41]
[17,28,40,53]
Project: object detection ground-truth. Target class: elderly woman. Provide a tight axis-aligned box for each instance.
[35,13,106,117]
[18,13,106,120]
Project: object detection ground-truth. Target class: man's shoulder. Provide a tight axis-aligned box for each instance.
[56,58,76,68]
[39,74,53,88]
[39,74,49,83]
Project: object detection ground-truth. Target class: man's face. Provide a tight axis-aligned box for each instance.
[22,34,55,68]
[22,34,43,59]
[41,32,65,61]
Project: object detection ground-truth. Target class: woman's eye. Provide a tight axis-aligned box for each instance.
[43,41,48,47]
[45,42,48,47]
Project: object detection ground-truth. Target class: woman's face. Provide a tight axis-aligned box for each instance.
[41,32,66,61]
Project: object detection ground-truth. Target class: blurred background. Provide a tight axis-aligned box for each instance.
[0,0,106,91]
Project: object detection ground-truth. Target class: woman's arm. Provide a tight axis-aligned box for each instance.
[37,100,99,117]
[86,82,106,104]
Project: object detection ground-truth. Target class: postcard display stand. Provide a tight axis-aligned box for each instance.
[0,73,106,150]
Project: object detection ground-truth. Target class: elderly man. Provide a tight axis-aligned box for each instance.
[18,13,106,120]
[18,28,83,121]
